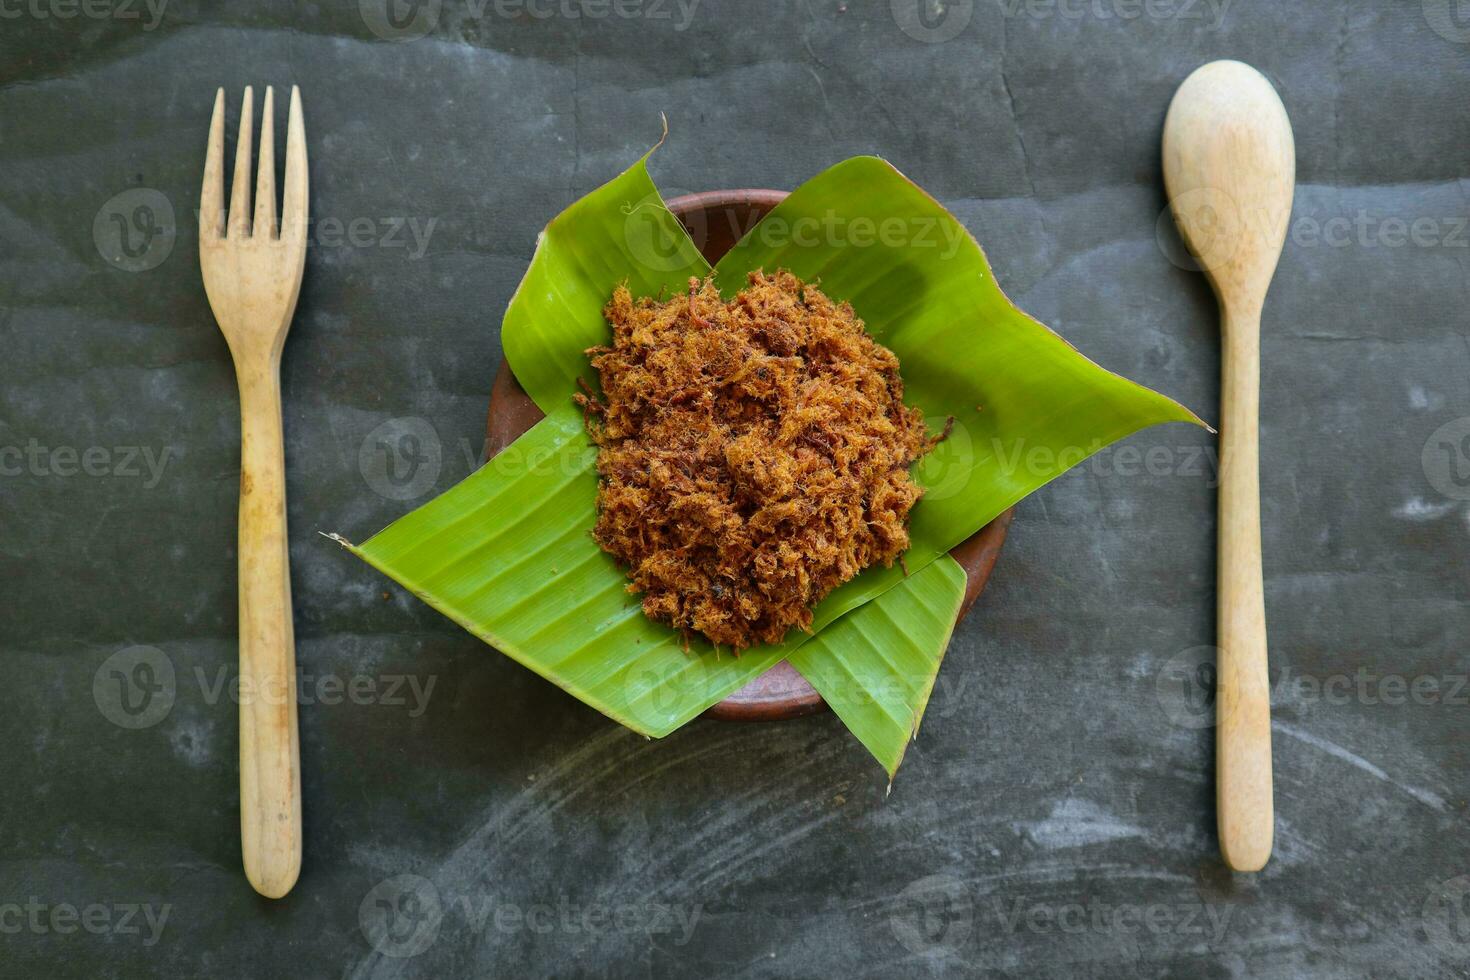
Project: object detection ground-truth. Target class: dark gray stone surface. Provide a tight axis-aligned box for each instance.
[2,1,1467,976]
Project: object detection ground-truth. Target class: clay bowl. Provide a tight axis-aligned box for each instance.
[485,189,1013,722]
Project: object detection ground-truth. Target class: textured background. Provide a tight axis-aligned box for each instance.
[2,1,1468,976]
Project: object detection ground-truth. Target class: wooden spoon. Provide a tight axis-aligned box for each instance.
[1162,60,1294,872]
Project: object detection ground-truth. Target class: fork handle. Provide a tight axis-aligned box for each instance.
[236,359,302,898]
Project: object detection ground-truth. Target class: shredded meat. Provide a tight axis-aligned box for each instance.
[575,270,940,650]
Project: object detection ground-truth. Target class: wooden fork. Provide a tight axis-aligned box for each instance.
[200,85,308,899]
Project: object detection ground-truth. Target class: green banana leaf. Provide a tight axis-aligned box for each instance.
[787,555,966,780]
[334,408,778,738]
[335,148,1204,772]
[332,405,961,739]
[501,147,709,414]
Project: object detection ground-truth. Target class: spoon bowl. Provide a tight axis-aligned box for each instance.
[1164,60,1295,313]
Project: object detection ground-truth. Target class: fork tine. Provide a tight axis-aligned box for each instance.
[201,88,226,238]
[253,86,276,240]
[228,85,254,239]
[281,86,308,244]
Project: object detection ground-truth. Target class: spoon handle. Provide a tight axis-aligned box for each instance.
[1216,305,1273,871]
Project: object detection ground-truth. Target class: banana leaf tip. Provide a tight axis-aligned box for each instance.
[320,530,361,554]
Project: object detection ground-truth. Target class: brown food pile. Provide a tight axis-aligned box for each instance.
[575,270,941,650]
